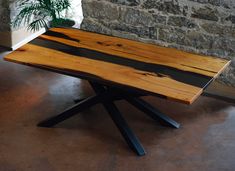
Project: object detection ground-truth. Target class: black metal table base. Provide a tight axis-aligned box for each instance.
[38,82,180,156]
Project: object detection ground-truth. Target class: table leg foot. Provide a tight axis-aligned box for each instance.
[38,94,104,127]
[103,101,146,156]
[73,98,86,103]
[126,97,180,129]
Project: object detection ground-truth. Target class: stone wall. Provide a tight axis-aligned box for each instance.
[0,0,29,31]
[0,0,19,47]
[0,0,11,31]
[81,0,235,87]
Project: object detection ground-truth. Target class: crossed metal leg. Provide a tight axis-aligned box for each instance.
[38,93,107,127]
[38,81,180,156]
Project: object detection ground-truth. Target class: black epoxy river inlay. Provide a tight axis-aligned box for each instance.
[31,36,212,89]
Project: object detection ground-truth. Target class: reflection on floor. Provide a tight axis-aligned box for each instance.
[204,81,235,103]
[0,47,235,171]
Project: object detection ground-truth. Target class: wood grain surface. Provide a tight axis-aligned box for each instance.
[4,27,231,104]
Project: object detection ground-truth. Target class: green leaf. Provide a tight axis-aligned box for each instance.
[12,0,74,31]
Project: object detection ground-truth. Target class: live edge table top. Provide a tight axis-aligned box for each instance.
[4,28,231,104]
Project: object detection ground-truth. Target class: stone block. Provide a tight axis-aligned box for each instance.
[168,16,198,28]
[190,0,235,9]
[192,6,219,21]
[107,0,141,6]
[83,1,120,21]
[212,37,235,54]
[184,30,214,49]
[158,27,186,45]
[120,7,155,26]
[109,22,149,37]
[201,22,235,38]
[142,0,183,15]
[226,15,235,24]
[80,18,112,35]
[153,15,167,25]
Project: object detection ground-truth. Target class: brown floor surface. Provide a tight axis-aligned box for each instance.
[0,47,235,171]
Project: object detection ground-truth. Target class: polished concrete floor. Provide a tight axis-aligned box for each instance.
[0,47,235,171]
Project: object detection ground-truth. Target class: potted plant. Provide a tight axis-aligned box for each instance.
[13,0,75,31]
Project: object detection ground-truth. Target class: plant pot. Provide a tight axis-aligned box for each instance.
[50,18,76,28]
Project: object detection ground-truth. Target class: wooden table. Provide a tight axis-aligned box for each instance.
[4,28,231,156]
